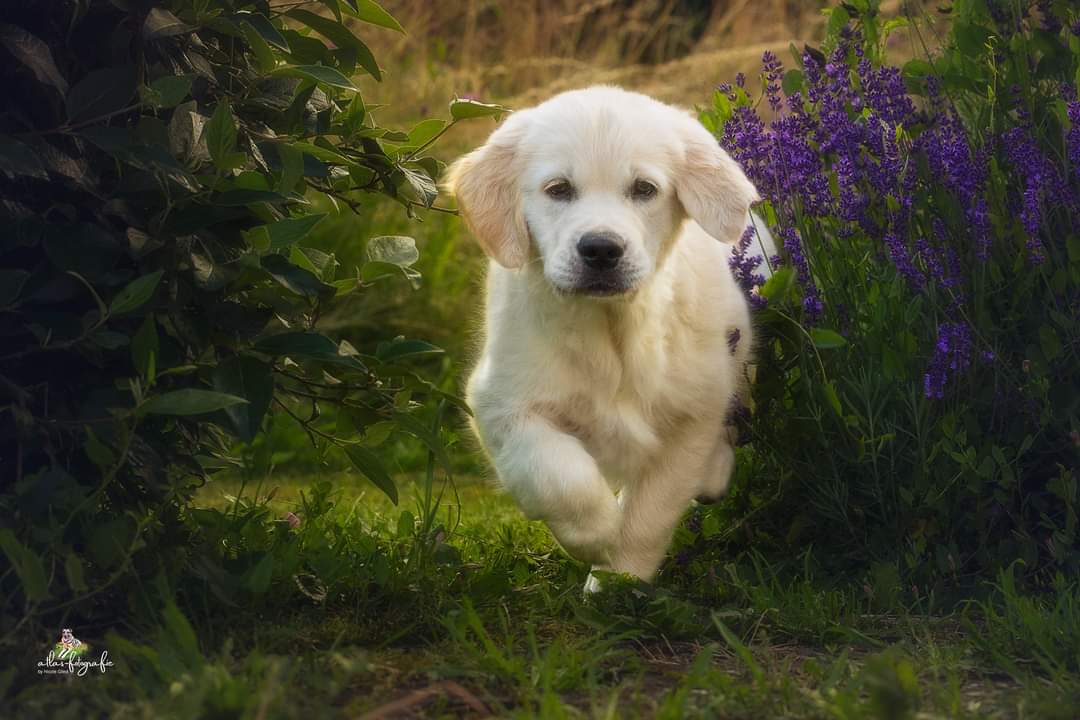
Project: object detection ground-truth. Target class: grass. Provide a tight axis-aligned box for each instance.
[13,473,1076,718]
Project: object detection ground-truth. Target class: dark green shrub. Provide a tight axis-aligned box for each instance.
[681,0,1079,591]
[0,0,503,648]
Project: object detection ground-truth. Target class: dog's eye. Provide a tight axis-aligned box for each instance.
[631,179,658,201]
[544,180,575,201]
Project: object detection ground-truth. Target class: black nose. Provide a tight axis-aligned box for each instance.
[577,232,624,271]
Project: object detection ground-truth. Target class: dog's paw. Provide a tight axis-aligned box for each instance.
[548,517,618,565]
[583,567,651,597]
[545,490,621,565]
[583,572,603,595]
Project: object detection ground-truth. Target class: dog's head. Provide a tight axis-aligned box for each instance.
[445,86,759,296]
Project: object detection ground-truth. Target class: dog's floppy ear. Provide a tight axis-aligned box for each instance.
[674,116,760,243]
[444,112,531,269]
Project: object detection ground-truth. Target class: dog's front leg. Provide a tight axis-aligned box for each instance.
[488,416,621,565]
[599,423,726,583]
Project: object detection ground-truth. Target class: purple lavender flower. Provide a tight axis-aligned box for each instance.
[1002,124,1074,263]
[924,321,974,399]
[920,111,986,211]
[727,327,742,355]
[729,225,767,310]
[969,198,992,262]
[886,231,923,289]
[859,62,916,126]
[762,50,784,113]
[1067,101,1080,178]
[780,227,823,322]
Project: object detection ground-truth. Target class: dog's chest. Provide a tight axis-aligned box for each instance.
[544,310,714,477]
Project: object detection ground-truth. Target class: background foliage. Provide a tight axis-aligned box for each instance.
[0,0,506,653]
[678,0,1080,593]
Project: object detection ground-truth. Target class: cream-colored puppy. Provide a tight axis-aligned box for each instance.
[446,86,763,590]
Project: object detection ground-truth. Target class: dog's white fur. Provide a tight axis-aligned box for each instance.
[447,86,764,589]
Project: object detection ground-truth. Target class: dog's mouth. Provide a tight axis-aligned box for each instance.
[557,274,638,297]
[573,280,632,297]
[546,266,640,298]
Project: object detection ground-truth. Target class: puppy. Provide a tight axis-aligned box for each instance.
[446,86,764,590]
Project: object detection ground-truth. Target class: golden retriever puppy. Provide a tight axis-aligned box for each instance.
[447,86,764,591]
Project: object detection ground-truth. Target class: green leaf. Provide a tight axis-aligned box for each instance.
[1039,325,1062,361]
[0,24,68,93]
[376,338,443,363]
[400,165,438,207]
[212,355,273,443]
[285,9,381,80]
[759,266,794,302]
[273,64,358,90]
[143,8,193,40]
[332,276,359,296]
[1066,235,1080,263]
[132,315,158,380]
[781,69,803,96]
[345,445,398,504]
[449,98,509,120]
[233,12,290,51]
[291,245,337,280]
[87,517,133,569]
[64,553,87,593]
[343,0,405,33]
[0,529,48,601]
[216,189,287,206]
[254,331,366,370]
[240,21,277,73]
[261,254,336,298]
[366,235,418,266]
[393,412,451,472]
[204,100,238,171]
[359,420,396,447]
[0,135,47,180]
[109,270,163,315]
[66,65,137,124]
[823,381,843,417]
[825,5,852,40]
[162,602,202,667]
[340,93,367,139]
[286,140,351,165]
[399,118,446,150]
[954,21,991,57]
[245,553,275,594]
[360,260,421,287]
[263,214,327,250]
[142,389,248,416]
[810,328,848,349]
[84,426,116,469]
[277,143,305,192]
[142,74,193,108]
[902,58,934,81]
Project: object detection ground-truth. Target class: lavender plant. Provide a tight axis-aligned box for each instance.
[695,0,1079,588]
